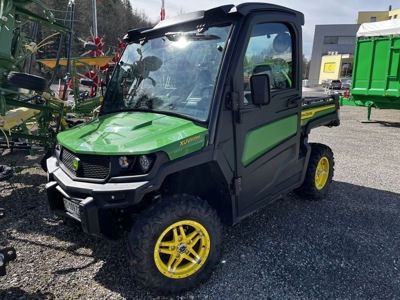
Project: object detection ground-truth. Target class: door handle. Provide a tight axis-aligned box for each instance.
[287,96,303,108]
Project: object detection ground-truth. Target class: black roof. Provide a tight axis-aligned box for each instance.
[124,3,304,43]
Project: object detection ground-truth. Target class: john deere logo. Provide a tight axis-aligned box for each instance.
[72,158,81,172]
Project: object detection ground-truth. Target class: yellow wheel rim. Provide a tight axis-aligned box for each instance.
[154,220,211,279]
[315,157,329,190]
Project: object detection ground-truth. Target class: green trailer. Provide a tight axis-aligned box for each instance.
[341,19,400,120]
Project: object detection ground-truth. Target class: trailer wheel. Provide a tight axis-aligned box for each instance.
[295,143,334,200]
[128,194,223,294]
[7,72,47,93]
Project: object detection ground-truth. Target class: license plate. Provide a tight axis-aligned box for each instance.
[63,198,80,218]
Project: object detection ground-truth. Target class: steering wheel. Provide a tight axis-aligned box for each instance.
[271,58,292,88]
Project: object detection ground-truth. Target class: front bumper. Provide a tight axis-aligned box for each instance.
[45,156,149,237]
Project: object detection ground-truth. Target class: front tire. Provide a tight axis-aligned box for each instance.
[40,149,53,172]
[128,194,223,294]
[295,143,334,200]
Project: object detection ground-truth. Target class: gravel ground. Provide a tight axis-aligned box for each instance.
[1,103,400,299]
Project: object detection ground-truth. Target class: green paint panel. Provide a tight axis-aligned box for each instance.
[339,97,358,107]
[352,35,400,108]
[300,106,336,126]
[57,112,208,160]
[242,115,297,166]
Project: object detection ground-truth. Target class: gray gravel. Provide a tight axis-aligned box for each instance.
[1,102,400,299]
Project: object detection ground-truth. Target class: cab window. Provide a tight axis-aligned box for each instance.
[244,23,293,102]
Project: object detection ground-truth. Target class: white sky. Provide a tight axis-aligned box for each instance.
[129,0,396,57]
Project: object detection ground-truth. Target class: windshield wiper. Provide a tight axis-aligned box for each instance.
[165,32,220,41]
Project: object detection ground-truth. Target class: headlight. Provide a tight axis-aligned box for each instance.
[138,155,154,173]
[119,156,132,169]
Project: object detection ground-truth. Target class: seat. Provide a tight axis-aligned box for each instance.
[253,64,273,75]
[253,65,274,88]
[253,64,290,89]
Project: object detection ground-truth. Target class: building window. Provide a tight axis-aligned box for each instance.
[341,63,352,77]
[338,36,356,45]
[370,17,377,22]
[324,36,338,44]
[395,15,398,19]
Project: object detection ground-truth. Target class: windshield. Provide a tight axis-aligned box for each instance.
[101,25,230,121]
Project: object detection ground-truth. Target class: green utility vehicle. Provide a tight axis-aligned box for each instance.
[341,19,400,120]
[46,3,340,293]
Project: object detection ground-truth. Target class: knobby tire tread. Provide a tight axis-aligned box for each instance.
[295,143,334,200]
[127,194,223,294]
[7,72,47,92]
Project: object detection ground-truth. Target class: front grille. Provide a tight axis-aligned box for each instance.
[61,147,110,179]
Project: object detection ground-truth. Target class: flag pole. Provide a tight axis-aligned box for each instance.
[92,0,98,37]
[160,0,165,21]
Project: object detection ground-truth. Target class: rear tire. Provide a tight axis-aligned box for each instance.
[295,143,334,200]
[7,72,47,93]
[127,194,223,294]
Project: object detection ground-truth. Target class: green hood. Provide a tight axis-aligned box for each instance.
[57,112,208,160]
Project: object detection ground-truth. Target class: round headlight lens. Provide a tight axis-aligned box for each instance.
[119,156,131,169]
[138,155,154,173]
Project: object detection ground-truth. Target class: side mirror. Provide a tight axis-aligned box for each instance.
[250,74,271,105]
